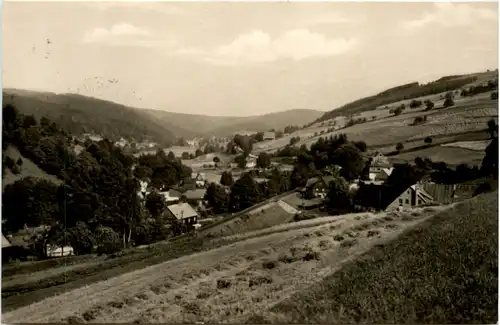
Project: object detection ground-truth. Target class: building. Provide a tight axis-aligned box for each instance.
[368,152,393,181]
[386,183,434,211]
[191,172,207,188]
[159,189,181,206]
[246,160,257,169]
[263,132,276,141]
[184,189,207,208]
[164,203,199,226]
[303,176,335,199]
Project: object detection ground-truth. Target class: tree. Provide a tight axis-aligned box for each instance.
[289,136,300,146]
[491,91,498,100]
[220,171,234,186]
[394,106,404,116]
[256,152,271,169]
[424,100,434,111]
[409,99,423,109]
[204,183,230,213]
[386,163,424,190]
[145,191,166,219]
[213,156,221,165]
[3,177,60,234]
[332,144,365,181]
[481,137,498,179]
[181,152,190,160]
[235,155,247,169]
[167,151,176,160]
[67,221,95,255]
[254,132,264,142]
[195,149,203,157]
[353,141,367,152]
[325,177,352,214]
[396,142,404,151]
[424,137,433,144]
[487,119,498,139]
[230,173,261,211]
[443,92,455,108]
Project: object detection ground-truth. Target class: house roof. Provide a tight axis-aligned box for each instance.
[305,177,319,188]
[305,176,335,188]
[159,191,181,202]
[2,234,12,248]
[166,203,198,220]
[184,189,207,200]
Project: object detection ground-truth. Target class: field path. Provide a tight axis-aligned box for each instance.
[2,205,453,323]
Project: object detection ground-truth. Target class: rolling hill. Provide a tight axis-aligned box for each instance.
[142,108,324,137]
[3,89,324,141]
[315,70,498,123]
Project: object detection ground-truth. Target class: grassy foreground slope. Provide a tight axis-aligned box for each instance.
[265,191,498,324]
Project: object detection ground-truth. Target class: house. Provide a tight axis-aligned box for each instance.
[159,190,181,205]
[191,172,206,188]
[254,177,270,184]
[184,189,207,208]
[164,203,199,227]
[368,152,393,181]
[263,132,276,141]
[303,176,335,199]
[386,183,434,211]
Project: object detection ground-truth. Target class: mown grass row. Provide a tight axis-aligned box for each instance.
[260,191,498,324]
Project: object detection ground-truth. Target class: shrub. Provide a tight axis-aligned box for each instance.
[16,157,23,166]
[216,278,232,289]
[491,91,498,100]
[396,143,404,151]
[249,275,273,287]
[293,213,316,222]
[333,234,345,242]
[340,239,358,248]
[302,251,321,261]
[367,230,380,237]
[94,226,122,255]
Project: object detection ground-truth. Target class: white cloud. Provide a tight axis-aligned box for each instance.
[305,12,364,25]
[178,29,357,65]
[403,2,497,29]
[83,23,154,45]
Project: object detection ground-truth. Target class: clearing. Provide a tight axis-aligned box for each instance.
[3,202,458,323]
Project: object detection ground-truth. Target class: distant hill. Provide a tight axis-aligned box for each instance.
[316,70,499,123]
[143,108,324,137]
[2,89,178,146]
[3,89,323,142]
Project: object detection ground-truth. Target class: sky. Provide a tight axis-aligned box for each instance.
[2,1,498,117]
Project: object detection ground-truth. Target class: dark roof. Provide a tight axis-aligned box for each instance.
[305,176,335,188]
[184,189,207,200]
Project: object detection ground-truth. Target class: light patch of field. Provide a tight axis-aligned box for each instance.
[390,145,485,166]
[2,204,454,323]
[254,94,497,155]
[442,140,492,151]
[2,146,63,189]
[165,146,197,157]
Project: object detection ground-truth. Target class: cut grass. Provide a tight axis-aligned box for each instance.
[268,191,498,324]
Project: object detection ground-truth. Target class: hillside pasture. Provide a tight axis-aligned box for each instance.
[389,145,485,166]
[2,204,454,323]
[442,140,492,151]
[263,191,498,324]
[2,146,63,189]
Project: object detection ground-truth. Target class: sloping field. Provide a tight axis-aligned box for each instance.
[254,96,496,155]
[260,191,498,324]
[204,203,295,238]
[442,140,492,151]
[2,204,454,323]
[2,146,62,189]
[389,146,485,166]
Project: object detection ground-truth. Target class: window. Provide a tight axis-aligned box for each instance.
[399,198,403,205]
[418,200,421,205]
[405,199,409,204]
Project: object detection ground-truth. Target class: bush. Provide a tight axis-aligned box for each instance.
[491,92,498,100]
[293,213,316,222]
[94,226,122,255]
[424,137,433,144]
[396,143,404,151]
[16,157,23,166]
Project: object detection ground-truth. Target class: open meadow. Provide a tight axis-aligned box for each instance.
[254,94,497,155]
[3,202,462,323]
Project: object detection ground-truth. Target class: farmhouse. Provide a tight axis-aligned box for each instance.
[191,172,206,188]
[368,152,393,181]
[164,203,199,226]
[303,175,335,199]
[184,189,207,208]
[263,132,276,141]
[386,183,434,211]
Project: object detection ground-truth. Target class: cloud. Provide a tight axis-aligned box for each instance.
[178,29,357,65]
[403,2,497,29]
[83,23,158,46]
[305,12,364,25]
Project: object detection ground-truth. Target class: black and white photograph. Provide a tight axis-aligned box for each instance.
[1,1,498,323]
